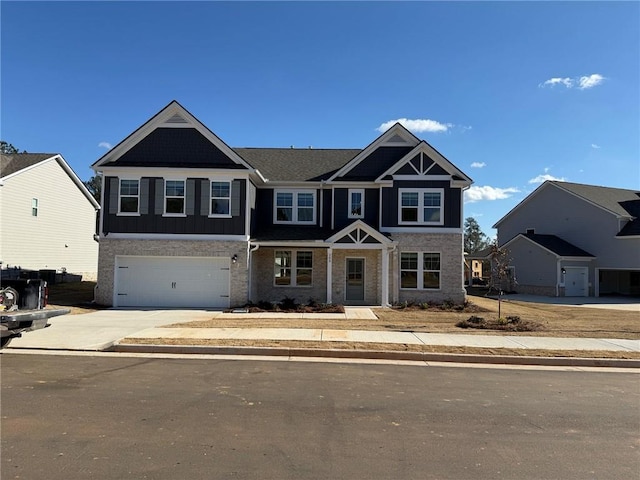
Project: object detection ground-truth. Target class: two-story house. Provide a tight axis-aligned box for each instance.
[92,101,472,308]
[494,181,640,297]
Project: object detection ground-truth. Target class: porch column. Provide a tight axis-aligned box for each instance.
[326,248,333,304]
[382,247,390,306]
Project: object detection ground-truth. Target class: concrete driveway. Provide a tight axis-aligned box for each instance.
[6,309,217,351]
[497,294,640,311]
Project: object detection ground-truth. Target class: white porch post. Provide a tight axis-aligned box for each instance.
[326,248,333,304]
[382,246,390,306]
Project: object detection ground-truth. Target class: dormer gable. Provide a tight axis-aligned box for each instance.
[92,100,256,173]
[376,141,472,187]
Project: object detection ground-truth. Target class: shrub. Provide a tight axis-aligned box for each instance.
[279,296,298,311]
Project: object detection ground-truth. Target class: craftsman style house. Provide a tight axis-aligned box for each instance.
[92,101,472,308]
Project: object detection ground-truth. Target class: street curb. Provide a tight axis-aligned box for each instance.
[111,343,640,368]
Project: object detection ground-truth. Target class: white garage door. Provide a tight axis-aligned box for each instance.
[115,256,230,308]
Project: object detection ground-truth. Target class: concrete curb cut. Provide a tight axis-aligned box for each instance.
[112,343,640,369]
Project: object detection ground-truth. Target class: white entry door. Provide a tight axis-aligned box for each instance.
[115,256,230,308]
[564,267,588,297]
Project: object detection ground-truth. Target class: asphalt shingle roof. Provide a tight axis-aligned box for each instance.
[234,148,361,182]
[521,233,595,257]
[0,153,57,178]
[553,181,640,218]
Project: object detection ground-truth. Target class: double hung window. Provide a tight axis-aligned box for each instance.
[274,250,313,286]
[119,179,139,214]
[400,252,441,289]
[165,180,185,214]
[274,190,315,224]
[348,189,364,219]
[211,181,231,216]
[399,189,443,225]
[32,198,38,217]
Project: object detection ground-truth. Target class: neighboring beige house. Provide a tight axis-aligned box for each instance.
[0,153,100,280]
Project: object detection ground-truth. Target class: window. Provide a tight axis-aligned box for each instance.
[399,188,443,225]
[274,250,313,286]
[274,190,316,224]
[31,198,38,217]
[211,181,231,216]
[348,189,364,219]
[400,252,440,289]
[165,180,185,214]
[119,179,139,213]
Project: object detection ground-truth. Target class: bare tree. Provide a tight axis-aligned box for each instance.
[486,240,514,319]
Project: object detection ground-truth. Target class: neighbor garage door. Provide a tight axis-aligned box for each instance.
[115,256,230,308]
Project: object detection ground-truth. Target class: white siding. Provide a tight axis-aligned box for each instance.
[0,158,98,278]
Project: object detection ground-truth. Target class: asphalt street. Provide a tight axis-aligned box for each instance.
[1,353,638,480]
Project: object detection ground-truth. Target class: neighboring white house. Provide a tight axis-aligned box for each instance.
[0,153,100,280]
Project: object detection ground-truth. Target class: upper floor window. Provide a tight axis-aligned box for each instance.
[348,189,364,219]
[119,179,139,214]
[274,189,315,224]
[32,198,38,217]
[210,181,231,216]
[165,180,185,215]
[400,252,441,289]
[399,188,443,225]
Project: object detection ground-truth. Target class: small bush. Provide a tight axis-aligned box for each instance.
[279,297,298,311]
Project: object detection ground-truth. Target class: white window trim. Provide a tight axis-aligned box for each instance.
[348,189,365,219]
[398,188,444,226]
[118,178,141,216]
[273,250,314,287]
[400,251,441,290]
[163,179,187,217]
[209,179,232,218]
[273,189,316,225]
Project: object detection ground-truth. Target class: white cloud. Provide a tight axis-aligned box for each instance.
[539,73,605,90]
[528,173,566,184]
[578,74,605,90]
[591,143,601,149]
[377,118,453,133]
[540,77,573,88]
[470,162,486,168]
[464,185,520,203]
[98,141,112,149]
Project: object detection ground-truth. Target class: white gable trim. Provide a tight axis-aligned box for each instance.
[91,101,262,180]
[376,141,472,184]
[326,123,420,182]
[326,220,395,246]
[3,154,100,209]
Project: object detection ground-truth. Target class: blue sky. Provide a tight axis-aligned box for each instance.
[2,1,638,236]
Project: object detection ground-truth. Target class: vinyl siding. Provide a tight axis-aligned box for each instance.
[0,159,98,277]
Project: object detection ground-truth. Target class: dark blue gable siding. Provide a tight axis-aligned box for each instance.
[333,188,379,231]
[106,128,248,168]
[381,180,461,228]
[335,147,413,181]
[103,176,246,235]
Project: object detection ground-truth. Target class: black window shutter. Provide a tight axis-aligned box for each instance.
[231,180,241,216]
[200,179,210,216]
[109,178,118,214]
[186,179,195,215]
[155,179,164,215]
[140,179,149,214]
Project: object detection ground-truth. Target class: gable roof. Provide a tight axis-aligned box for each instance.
[1,153,57,179]
[92,100,258,175]
[503,232,595,258]
[494,180,640,228]
[1,153,100,209]
[235,148,360,182]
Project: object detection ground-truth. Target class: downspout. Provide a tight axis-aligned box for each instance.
[248,243,260,303]
[556,259,561,297]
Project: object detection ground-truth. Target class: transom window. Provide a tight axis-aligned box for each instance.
[211,181,231,216]
[274,190,316,224]
[399,188,443,225]
[400,252,441,289]
[165,180,185,214]
[348,189,364,219]
[274,250,313,286]
[119,179,139,213]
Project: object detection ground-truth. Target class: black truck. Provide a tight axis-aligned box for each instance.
[0,279,69,348]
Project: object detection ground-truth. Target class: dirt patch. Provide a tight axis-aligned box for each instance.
[119,337,640,360]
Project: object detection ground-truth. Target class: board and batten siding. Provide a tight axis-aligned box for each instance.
[0,158,98,278]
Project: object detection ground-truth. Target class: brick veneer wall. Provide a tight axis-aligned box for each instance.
[390,232,466,304]
[95,238,248,307]
[331,249,381,305]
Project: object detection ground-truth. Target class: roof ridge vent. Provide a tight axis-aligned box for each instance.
[165,113,188,124]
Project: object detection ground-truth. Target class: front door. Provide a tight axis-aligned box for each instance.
[346,258,365,302]
[565,267,588,297]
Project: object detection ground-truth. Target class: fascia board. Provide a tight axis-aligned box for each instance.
[97,166,253,179]
[327,123,420,182]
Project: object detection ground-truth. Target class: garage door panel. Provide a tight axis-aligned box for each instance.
[115,256,230,308]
